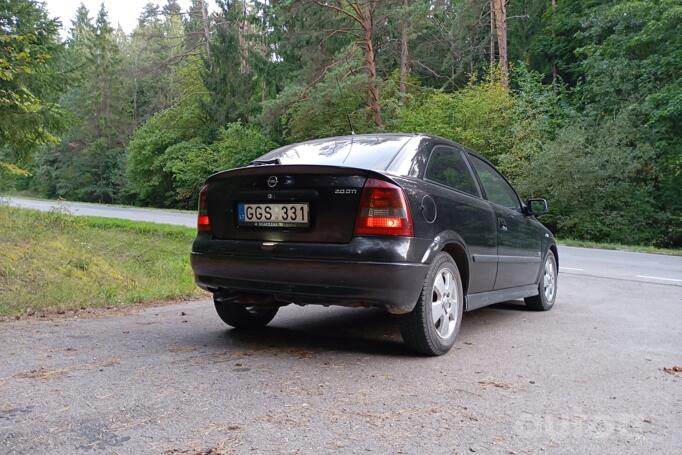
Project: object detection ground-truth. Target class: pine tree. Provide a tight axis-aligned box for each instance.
[32,3,132,203]
[184,0,211,57]
[84,4,129,141]
[201,0,257,131]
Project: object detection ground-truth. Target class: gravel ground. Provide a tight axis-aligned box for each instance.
[1,273,680,454]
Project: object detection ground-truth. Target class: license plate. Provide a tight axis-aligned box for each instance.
[237,203,309,227]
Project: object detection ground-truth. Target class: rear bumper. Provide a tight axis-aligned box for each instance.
[191,252,428,314]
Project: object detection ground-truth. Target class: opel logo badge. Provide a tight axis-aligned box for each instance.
[267,176,278,188]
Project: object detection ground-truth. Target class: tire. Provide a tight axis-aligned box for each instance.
[525,250,558,311]
[399,252,464,356]
[213,293,279,329]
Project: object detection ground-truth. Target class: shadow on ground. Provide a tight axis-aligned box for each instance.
[175,300,532,357]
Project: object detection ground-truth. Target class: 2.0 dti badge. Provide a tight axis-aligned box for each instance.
[190,134,558,355]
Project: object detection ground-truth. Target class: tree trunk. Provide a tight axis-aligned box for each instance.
[399,0,410,102]
[310,0,383,128]
[200,0,211,60]
[356,1,383,128]
[239,0,250,74]
[490,0,495,71]
[132,53,138,126]
[363,13,383,128]
[491,0,508,87]
[551,0,557,91]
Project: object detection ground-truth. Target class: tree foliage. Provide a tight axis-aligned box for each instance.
[525,0,682,246]
[126,95,207,207]
[30,3,132,202]
[163,122,276,204]
[0,0,67,171]
[1,0,679,246]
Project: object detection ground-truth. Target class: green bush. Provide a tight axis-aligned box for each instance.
[163,122,276,205]
[519,113,669,245]
[396,75,516,163]
[394,67,562,180]
[126,102,207,207]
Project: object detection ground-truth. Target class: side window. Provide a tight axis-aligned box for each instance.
[469,155,520,210]
[425,146,479,196]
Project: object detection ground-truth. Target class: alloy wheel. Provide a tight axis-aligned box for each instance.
[543,256,556,302]
[431,267,459,339]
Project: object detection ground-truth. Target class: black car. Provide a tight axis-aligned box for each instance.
[191,133,558,355]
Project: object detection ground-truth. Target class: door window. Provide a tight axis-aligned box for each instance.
[425,146,479,196]
[469,155,520,210]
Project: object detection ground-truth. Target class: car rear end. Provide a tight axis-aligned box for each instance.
[190,136,430,314]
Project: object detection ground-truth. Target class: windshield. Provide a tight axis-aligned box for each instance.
[257,135,411,171]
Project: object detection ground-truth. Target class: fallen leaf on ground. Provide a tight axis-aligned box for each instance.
[14,357,119,380]
[662,366,682,375]
[478,381,512,390]
[202,423,242,434]
[165,449,229,455]
[14,367,70,380]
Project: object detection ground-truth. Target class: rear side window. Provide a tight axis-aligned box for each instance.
[425,146,479,196]
[257,136,409,171]
[469,155,520,210]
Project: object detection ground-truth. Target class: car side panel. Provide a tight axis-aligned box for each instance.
[489,205,543,289]
[400,177,498,294]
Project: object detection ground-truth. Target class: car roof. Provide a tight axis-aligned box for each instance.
[253,133,496,179]
[274,133,487,162]
[270,133,414,152]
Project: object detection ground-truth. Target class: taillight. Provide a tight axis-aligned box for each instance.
[354,178,414,237]
[197,184,211,232]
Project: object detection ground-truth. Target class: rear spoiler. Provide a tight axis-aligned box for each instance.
[205,164,397,185]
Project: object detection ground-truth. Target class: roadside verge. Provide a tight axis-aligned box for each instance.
[0,206,204,318]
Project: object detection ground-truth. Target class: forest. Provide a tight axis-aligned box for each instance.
[0,0,680,247]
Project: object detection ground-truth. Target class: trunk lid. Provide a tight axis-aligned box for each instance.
[205,165,391,243]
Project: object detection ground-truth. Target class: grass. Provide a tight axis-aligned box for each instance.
[558,238,682,256]
[0,205,203,317]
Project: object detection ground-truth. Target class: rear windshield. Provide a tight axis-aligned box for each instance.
[257,136,410,171]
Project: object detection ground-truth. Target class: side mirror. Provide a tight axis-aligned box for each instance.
[526,198,549,216]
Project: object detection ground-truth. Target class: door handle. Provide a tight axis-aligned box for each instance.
[498,218,508,232]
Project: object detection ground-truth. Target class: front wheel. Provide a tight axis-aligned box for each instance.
[399,253,464,356]
[525,250,558,311]
[213,293,279,329]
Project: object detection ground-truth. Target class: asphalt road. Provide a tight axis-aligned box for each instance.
[1,196,681,454]
[2,196,196,228]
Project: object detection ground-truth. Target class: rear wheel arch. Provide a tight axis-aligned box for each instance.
[423,230,471,296]
[441,242,470,296]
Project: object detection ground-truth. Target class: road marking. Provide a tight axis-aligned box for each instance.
[560,267,584,271]
[636,275,682,283]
